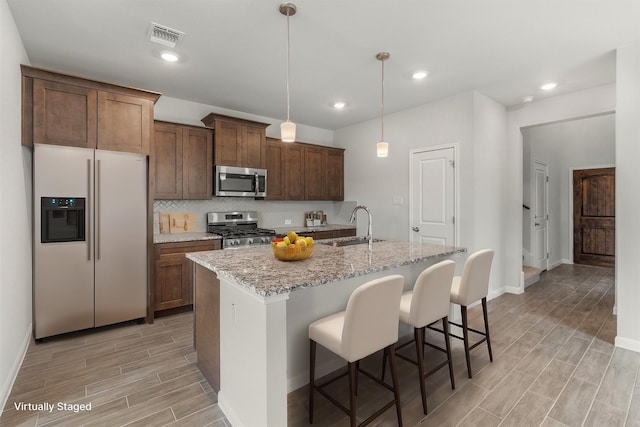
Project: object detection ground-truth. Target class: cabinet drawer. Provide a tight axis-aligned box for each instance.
[155,240,221,259]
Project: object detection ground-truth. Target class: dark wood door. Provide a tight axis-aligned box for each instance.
[323,147,344,201]
[573,167,615,267]
[182,126,213,199]
[154,122,183,199]
[285,144,305,200]
[97,91,153,154]
[244,125,267,168]
[33,79,97,148]
[154,257,191,311]
[304,146,324,200]
[266,138,286,200]
[213,120,243,166]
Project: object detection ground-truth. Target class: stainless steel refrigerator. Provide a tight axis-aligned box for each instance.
[34,144,147,339]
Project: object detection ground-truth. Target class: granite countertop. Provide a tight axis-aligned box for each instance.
[186,240,465,298]
[271,224,356,235]
[154,232,222,244]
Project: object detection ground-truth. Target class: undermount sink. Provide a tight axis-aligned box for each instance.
[321,237,383,247]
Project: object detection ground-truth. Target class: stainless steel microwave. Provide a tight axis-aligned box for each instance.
[215,165,267,198]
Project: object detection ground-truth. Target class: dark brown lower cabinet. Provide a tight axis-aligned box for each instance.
[153,240,221,316]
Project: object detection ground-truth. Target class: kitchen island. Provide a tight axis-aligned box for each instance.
[187,240,466,427]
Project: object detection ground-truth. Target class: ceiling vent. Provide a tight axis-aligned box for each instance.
[147,22,185,48]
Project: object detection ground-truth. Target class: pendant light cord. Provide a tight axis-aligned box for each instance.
[381,57,385,141]
[285,10,291,122]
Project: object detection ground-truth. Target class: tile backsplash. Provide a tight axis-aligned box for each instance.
[154,198,357,232]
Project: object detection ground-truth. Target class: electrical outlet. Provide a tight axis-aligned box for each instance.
[284,219,292,225]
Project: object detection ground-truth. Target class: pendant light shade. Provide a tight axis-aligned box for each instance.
[377,141,389,157]
[376,52,390,158]
[280,3,297,142]
[281,120,296,143]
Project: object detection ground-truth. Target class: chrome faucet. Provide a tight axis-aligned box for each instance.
[350,205,373,250]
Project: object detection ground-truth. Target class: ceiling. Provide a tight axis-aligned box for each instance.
[8,0,640,131]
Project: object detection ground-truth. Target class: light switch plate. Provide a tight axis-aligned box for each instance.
[284,219,292,225]
[392,195,403,206]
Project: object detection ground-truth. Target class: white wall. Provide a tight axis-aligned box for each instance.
[505,84,616,293]
[615,44,640,353]
[522,114,615,267]
[335,91,508,297]
[0,0,32,411]
[336,92,474,241]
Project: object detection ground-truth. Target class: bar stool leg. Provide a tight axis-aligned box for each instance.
[442,317,456,389]
[355,360,360,396]
[482,297,493,362]
[388,344,404,427]
[461,305,473,378]
[380,348,388,382]
[414,327,428,414]
[309,340,316,423]
[348,362,357,427]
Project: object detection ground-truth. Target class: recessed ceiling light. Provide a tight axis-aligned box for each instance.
[161,52,179,62]
[522,96,534,103]
[412,71,428,80]
[333,101,346,109]
[540,82,557,91]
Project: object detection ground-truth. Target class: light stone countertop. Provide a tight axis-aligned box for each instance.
[153,232,222,244]
[186,240,465,298]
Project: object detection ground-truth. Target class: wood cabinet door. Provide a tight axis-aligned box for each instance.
[324,148,344,200]
[244,125,267,168]
[183,127,213,199]
[154,257,191,311]
[97,91,153,154]
[304,146,324,200]
[33,79,97,148]
[285,144,305,200]
[266,138,286,200]
[214,120,243,166]
[154,122,183,199]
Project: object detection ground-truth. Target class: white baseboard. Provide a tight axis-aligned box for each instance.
[615,336,640,354]
[0,323,32,414]
[505,285,524,295]
[548,259,564,270]
[562,259,572,265]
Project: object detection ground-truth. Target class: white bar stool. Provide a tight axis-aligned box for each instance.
[393,260,456,415]
[449,249,495,378]
[308,275,404,427]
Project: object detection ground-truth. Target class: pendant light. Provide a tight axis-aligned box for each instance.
[376,52,390,157]
[280,3,297,142]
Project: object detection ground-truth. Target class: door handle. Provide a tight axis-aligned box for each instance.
[535,222,540,226]
[87,159,91,261]
[96,159,101,260]
[412,226,420,232]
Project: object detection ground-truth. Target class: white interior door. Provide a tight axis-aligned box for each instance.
[533,161,549,270]
[410,146,456,246]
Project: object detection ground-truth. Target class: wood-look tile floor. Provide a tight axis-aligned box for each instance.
[2,264,638,427]
[288,264,640,427]
[0,313,228,427]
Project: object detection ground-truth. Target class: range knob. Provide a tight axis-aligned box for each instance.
[247,238,254,245]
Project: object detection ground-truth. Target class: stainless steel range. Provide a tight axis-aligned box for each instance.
[207,211,276,248]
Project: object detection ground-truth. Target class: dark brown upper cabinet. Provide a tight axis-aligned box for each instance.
[22,65,160,155]
[154,121,213,200]
[201,114,269,169]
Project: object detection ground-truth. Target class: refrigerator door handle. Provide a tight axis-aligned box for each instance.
[96,159,101,260]
[87,159,91,261]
